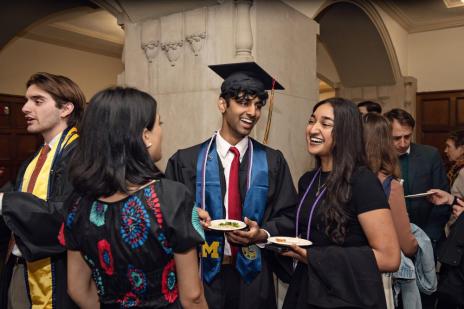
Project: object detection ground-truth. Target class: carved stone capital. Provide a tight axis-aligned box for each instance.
[185,32,207,56]
[161,40,184,66]
[141,40,160,63]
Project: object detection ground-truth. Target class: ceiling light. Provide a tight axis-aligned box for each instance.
[443,0,464,8]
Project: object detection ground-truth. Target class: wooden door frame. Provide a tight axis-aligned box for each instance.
[416,89,464,144]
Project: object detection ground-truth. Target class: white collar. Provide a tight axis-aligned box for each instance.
[215,131,249,161]
[46,132,62,149]
[400,146,411,156]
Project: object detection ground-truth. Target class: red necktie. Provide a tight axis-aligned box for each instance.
[228,146,242,259]
[27,144,51,193]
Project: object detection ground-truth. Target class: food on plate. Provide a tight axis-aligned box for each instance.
[218,221,240,228]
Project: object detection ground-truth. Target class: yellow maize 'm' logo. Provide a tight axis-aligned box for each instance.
[202,241,219,258]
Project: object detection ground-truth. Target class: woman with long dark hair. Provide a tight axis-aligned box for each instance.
[282,98,400,309]
[61,87,207,309]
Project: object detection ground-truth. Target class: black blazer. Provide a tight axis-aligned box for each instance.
[437,214,464,305]
[406,143,450,243]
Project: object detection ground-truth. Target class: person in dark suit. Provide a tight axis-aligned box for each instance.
[385,108,450,309]
[384,108,450,247]
[165,62,297,309]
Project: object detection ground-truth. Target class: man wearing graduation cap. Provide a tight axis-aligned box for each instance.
[165,62,297,309]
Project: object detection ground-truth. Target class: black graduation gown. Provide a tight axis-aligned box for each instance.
[0,139,78,308]
[165,138,297,309]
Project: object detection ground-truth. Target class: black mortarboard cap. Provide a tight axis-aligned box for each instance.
[208,61,284,92]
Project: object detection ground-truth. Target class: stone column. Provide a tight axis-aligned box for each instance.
[99,0,319,181]
[235,0,253,59]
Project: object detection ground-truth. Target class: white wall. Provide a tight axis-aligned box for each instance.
[408,26,464,92]
[371,2,409,77]
[0,37,123,99]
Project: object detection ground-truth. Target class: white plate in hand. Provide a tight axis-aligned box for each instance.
[268,236,312,247]
[209,219,247,231]
[404,192,435,199]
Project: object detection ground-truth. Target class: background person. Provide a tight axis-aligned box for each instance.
[445,130,464,199]
[357,100,382,114]
[363,112,417,257]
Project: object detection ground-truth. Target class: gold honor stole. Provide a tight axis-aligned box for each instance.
[20,128,78,308]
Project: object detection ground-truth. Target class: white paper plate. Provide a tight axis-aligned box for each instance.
[268,236,312,247]
[404,192,435,199]
[209,219,247,231]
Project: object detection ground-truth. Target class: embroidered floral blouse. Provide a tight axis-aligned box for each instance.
[61,179,205,308]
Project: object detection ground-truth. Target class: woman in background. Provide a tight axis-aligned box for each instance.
[363,112,418,309]
[61,87,207,309]
[445,130,464,200]
[282,98,400,309]
[363,112,418,257]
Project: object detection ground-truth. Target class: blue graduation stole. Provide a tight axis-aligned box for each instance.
[196,136,269,284]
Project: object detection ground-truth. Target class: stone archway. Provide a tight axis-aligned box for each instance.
[315,0,416,115]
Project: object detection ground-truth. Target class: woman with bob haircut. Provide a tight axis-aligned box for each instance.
[282,98,400,309]
[61,87,208,309]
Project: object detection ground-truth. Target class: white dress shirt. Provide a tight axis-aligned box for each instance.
[215,131,249,256]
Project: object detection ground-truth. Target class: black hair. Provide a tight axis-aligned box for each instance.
[449,130,464,148]
[220,75,269,106]
[357,100,382,114]
[384,108,415,129]
[313,97,366,244]
[69,87,161,198]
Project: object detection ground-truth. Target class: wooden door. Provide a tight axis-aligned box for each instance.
[0,94,42,188]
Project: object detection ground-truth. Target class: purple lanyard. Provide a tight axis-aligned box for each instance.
[295,168,327,240]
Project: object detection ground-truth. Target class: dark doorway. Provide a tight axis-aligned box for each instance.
[416,89,464,163]
[0,93,42,188]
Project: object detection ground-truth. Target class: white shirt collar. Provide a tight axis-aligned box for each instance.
[400,146,411,156]
[215,131,249,161]
[46,132,62,149]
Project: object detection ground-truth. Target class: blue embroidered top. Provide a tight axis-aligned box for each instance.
[63,179,204,308]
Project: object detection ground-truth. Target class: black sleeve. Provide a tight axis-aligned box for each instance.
[351,167,389,215]
[261,150,297,237]
[158,179,204,253]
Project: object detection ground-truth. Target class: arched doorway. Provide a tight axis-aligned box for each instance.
[315,0,416,116]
